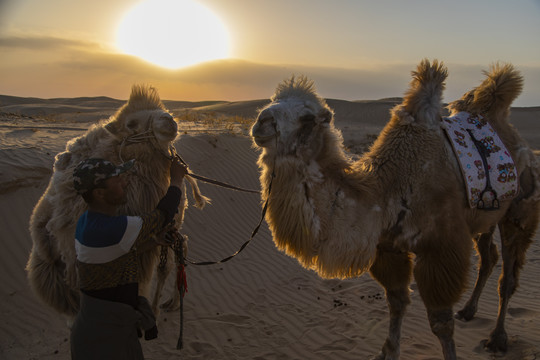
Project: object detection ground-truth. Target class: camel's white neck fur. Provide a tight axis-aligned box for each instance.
[258,150,382,279]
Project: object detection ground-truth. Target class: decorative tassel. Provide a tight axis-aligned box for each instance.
[176,264,188,297]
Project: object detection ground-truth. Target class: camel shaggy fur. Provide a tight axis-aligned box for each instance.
[27,85,209,318]
[250,60,539,359]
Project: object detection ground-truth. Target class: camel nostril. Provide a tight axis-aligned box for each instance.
[159,119,177,135]
[261,116,274,124]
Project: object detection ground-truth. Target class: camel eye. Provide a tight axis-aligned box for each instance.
[299,114,315,123]
[127,120,138,129]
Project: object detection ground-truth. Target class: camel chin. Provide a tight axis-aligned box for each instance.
[252,134,277,147]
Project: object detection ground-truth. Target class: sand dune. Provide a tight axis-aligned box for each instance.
[0,96,538,359]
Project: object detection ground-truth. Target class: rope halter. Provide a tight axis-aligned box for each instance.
[117,115,175,163]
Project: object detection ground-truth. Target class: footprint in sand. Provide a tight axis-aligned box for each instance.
[507,307,537,318]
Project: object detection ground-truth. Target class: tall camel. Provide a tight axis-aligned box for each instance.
[250,60,539,359]
[27,85,209,318]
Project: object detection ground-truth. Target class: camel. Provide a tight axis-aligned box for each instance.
[250,60,539,359]
[27,84,209,318]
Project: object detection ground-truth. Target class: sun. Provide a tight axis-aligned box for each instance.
[116,0,230,69]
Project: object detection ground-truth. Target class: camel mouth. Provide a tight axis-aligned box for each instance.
[253,133,278,146]
[153,117,178,141]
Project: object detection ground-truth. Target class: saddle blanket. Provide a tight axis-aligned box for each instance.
[441,112,518,208]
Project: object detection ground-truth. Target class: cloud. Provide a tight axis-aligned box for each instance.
[0,34,98,50]
[0,34,538,106]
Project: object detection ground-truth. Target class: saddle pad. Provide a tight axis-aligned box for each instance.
[441,112,518,208]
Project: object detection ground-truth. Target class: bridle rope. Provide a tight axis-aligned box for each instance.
[118,129,156,163]
[156,119,277,350]
[117,121,260,193]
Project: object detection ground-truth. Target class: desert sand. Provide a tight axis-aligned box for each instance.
[0,95,538,360]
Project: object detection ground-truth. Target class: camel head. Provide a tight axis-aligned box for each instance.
[251,75,334,160]
[105,85,178,154]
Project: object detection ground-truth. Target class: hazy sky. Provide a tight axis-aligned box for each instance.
[1,0,539,105]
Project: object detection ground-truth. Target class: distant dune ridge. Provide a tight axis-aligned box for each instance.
[0,93,539,359]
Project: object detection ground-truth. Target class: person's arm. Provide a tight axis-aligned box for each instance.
[133,159,188,248]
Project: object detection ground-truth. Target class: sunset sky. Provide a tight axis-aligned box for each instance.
[1,0,539,106]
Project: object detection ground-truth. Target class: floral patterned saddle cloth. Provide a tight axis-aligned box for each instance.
[441,112,519,209]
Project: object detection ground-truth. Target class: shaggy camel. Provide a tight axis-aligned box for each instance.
[250,60,539,359]
[27,85,208,318]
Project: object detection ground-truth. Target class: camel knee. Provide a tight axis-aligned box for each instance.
[385,288,411,315]
[428,308,454,340]
[428,308,457,359]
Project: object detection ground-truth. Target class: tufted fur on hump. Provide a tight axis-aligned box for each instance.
[391,59,447,129]
[447,63,523,128]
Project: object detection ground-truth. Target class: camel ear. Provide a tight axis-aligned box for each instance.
[317,108,333,124]
[105,120,121,136]
[299,114,316,123]
[53,151,72,171]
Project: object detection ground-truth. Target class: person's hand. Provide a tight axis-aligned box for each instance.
[170,158,188,188]
[154,223,179,246]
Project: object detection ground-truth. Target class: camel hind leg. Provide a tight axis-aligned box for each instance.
[455,226,499,321]
[485,201,538,352]
[369,247,414,360]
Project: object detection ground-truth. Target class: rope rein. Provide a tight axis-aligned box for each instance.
[183,171,273,266]
[119,123,271,264]
[118,128,260,194]
[169,145,261,194]
[170,122,278,266]
[123,120,277,350]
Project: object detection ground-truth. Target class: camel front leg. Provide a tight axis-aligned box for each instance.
[374,288,411,360]
[369,248,413,360]
[414,233,471,360]
[456,227,498,321]
[427,308,457,360]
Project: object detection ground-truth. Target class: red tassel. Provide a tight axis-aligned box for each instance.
[176,264,188,297]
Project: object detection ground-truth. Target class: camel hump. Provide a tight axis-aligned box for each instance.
[448,63,523,120]
[472,63,523,114]
[399,59,448,127]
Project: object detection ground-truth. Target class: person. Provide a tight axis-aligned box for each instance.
[70,157,187,360]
